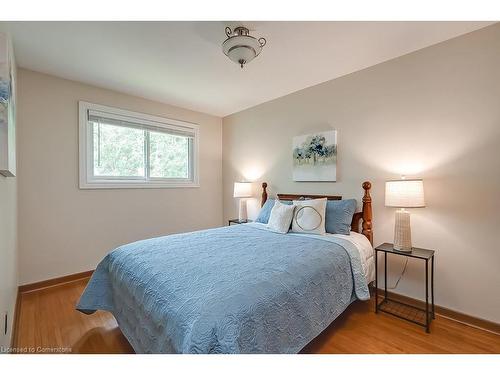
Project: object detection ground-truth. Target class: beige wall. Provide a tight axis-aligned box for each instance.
[223,24,500,323]
[0,175,17,349]
[17,69,223,284]
[0,53,17,348]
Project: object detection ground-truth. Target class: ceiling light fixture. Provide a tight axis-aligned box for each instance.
[222,26,266,68]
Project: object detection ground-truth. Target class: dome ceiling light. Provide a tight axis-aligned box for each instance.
[222,26,267,68]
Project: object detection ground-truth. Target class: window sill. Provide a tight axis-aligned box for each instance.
[79,181,200,189]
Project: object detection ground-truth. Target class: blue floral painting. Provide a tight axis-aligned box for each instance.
[0,33,16,177]
[292,130,337,182]
[0,79,9,103]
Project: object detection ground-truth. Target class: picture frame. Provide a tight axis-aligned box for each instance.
[292,130,337,182]
[0,33,16,177]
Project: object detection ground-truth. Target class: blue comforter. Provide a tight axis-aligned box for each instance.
[77,223,370,353]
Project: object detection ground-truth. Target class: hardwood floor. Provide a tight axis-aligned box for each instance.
[13,277,500,354]
[14,278,133,354]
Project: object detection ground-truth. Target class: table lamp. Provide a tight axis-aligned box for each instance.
[385,178,425,252]
[233,182,252,222]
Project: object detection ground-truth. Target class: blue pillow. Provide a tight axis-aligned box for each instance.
[325,199,357,235]
[255,199,292,224]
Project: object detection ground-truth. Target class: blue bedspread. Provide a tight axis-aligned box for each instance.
[77,223,370,353]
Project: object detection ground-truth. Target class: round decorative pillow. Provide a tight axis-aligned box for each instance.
[294,205,323,231]
[291,198,327,235]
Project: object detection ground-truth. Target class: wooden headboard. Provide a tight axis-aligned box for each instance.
[260,181,373,245]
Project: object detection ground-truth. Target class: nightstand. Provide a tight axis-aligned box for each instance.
[375,242,435,333]
[228,219,252,226]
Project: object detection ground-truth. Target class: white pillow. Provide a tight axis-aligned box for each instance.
[291,198,327,235]
[267,200,295,234]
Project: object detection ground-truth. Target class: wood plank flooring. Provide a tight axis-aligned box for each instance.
[13,277,500,354]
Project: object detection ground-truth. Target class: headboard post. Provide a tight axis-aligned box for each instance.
[261,182,268,207]
[361,181,373,245]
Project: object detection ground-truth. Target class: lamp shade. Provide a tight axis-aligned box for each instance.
[385,179,425,208]
[233,182,252,198]
[223,36,262,65]
[222,26,266,68]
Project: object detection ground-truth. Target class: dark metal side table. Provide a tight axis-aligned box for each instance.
[228,219,252,226]
[375,242,435,333]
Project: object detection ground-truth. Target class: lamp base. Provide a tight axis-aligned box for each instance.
[394,209,412,252]
[238,199,248,222]
[394,247,413,253]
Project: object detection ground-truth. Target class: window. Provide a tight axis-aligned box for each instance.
[79,101,199,188]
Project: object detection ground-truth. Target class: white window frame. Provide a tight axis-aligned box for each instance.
[79,101,199,189]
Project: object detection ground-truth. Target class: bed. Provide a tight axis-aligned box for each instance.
[77,182,374,353]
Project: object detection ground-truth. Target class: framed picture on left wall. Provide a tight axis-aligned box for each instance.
[0,33,16,177]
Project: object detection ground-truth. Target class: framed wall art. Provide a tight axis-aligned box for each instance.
[0,33,16,177]
[292,130,337,182]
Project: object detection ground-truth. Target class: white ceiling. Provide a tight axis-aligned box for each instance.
[0,21,494,117]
